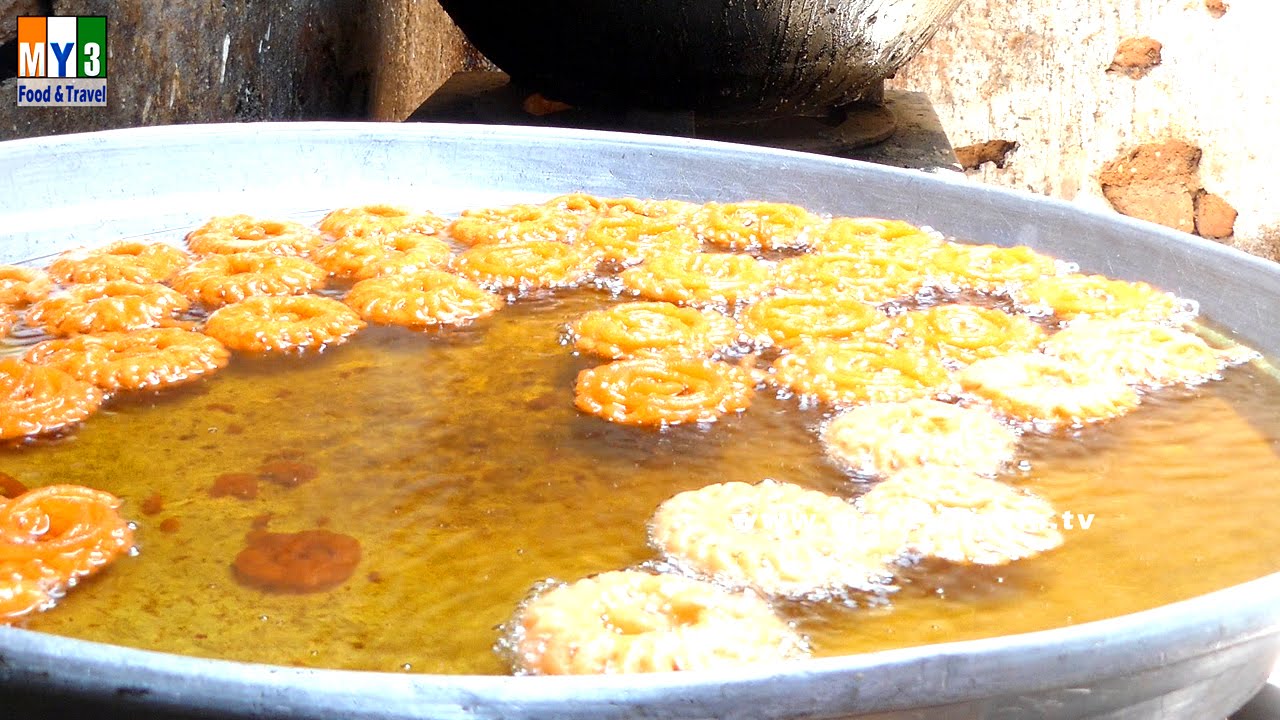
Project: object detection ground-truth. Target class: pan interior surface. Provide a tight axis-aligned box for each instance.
[0,123,1278,720]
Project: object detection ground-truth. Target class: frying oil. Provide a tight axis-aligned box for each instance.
[2,290,1279,674]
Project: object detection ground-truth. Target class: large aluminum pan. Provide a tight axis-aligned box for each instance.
[0,123,1277,720]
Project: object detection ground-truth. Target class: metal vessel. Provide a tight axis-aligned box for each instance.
[437,0,964,113]
[0,123,1277,719]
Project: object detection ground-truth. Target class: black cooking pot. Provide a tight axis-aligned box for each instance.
[437,0,964,114]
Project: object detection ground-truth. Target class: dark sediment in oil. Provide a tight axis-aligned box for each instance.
[2,289,1279,675]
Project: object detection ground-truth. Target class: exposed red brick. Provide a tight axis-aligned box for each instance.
[955,140,1018,170]
[1108,37,1163,79]
[1099,140,1202,234]
[1194,192,1237,239]
[1205,0,1228,18]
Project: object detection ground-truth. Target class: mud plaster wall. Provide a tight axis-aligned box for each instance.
[889,0,1279,260]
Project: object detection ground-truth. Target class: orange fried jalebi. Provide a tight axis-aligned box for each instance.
[927,243,1061,292]
[689,201,823,252]
[856,467,1063,566]
[541,193,701,223]
[0,305,14,338]
[448,204,584,246]
[817,217,931,243]
[812,217,943,263]
[893,304,1048,367]
[957,352,1140,426]
[821,399,1018,479]
[578,216,702,267]
[649,480,901,598]
[318,205,446,238]
[0,266,52,307]
[47,241,191,284]
[574,353,755,426]
[1014,273,1193,323]
[170,252,328,307]
[619,250,772,306]
[344,269,505,329]
[741,293,887,349]
[26,281,189,336]
[1041,319,1255,387]
[602,197,700,220]
[504,570,807,675]
[0,484,134,623]
[0,358,104,440]
[451,240,593,291]
[313,231,453,280]
[25,329,230,392]
[568,301,738,360]
[0,556,55,622]
[775,253,925,304]
[186,215,325,257]
[540,193,615,221]
[203,294,365,354]
[770,338,951,406]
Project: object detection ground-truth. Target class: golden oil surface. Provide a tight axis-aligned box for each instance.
[2,290,1279,675]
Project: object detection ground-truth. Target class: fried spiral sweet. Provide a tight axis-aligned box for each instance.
[540,193,615,221]
[770,338,951,407]
[448,204,583,246]
[203,294,366,354]
[186,215,325,257]
[574,353,755,426]
[893,304,1048,367]
[313,230,453,280]
[650,480,902,598]
[578,216,702,267]
[451,240,593,291]
[856,467,1063,565]
[25,329,230,392]
[317,205,446,238]
[927,243,1061,292]
[817,217,930,243]
[503,570,807,675]
[1014,273,1193,323]
[0,266,53,307]
[344,269,505,328]
[957,352,1140,426]
[619,250,773,306]
[821,399,1018,479]
[170,252,328,307]
[1041,319,1254,387]
[602,197,700,220]
[0,304,14,338]
[812,217,943,261]
[0,484,134,623]
[741,293,886,349]
[47,241,191,285]
[688,201,823,252]
[0,557,54,622]
[25,281,189,336]
[775,252,925,304]
[0,358,104,440]
[568,301,738,360]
